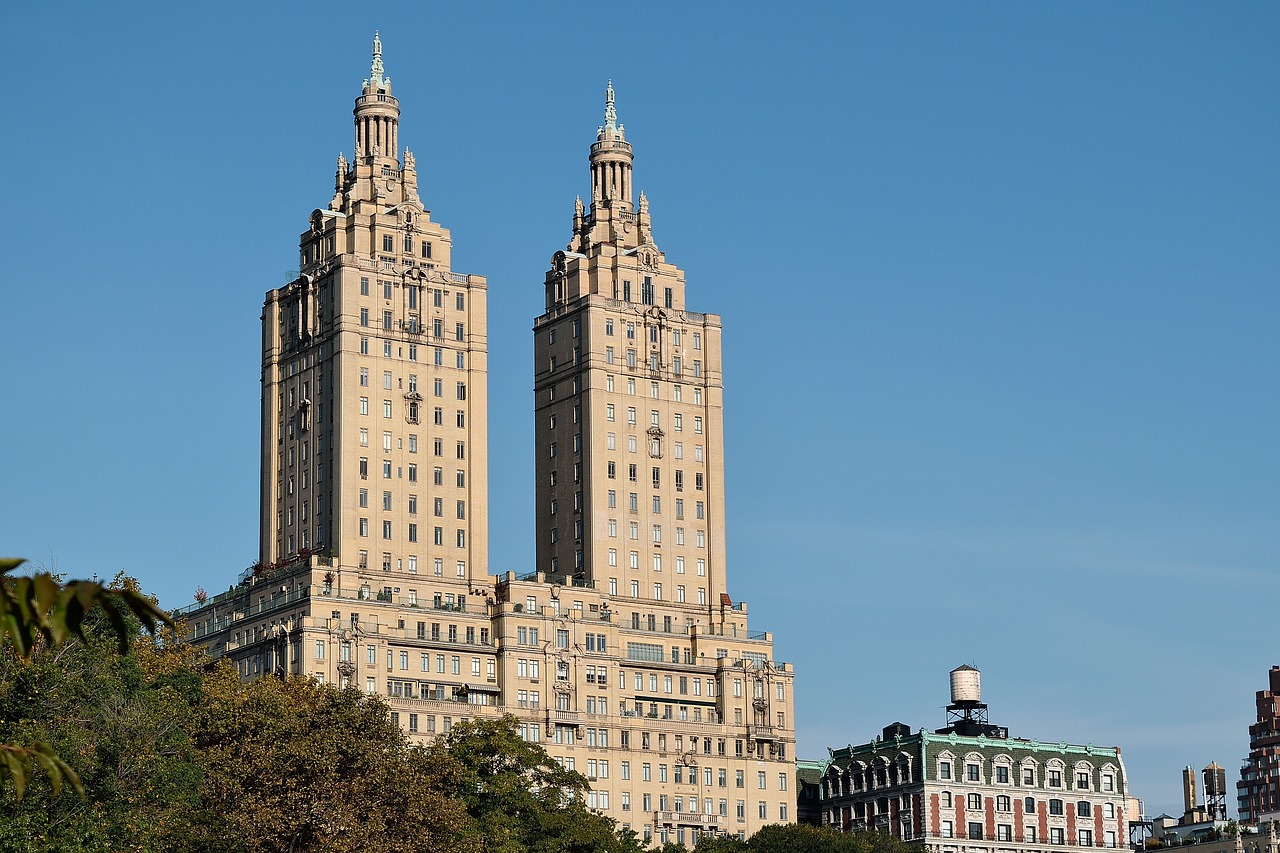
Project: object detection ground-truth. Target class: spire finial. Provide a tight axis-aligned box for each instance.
[371,31,385,87]
[604,80,617,132]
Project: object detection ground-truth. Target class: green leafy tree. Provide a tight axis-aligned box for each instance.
[0,557,171,800]
[0,591,206,852]
[195,669,471,853]
[435,715,645,853]
[695,824,915,853]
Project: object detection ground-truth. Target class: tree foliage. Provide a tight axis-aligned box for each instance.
[433,716,646,853]
[694,823,915,853]
[0,601,204,851]
[0,559,171,660]
[196,670,470,853]
[0,559,173,803]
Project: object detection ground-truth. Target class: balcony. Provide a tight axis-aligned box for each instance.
[654,811,722,829]
[747,724,777,741]
[547,709,583,728]
[432,601,466,613]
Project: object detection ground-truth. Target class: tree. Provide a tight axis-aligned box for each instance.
[434,715,646,853]
[0,593,206,852]
[0,557,172,800]
[195,670,471,853]
[695,823,915,853]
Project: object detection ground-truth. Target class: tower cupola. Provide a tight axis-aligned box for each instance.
[353,31,400,163]
[589,81,633,208]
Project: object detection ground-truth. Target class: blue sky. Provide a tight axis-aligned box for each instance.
[2,2,1276,819]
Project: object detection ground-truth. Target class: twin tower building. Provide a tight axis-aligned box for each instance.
[183,35,795,845]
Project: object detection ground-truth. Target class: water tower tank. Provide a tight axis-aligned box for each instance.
[950,665,981,703]
[1203,763,1227,797]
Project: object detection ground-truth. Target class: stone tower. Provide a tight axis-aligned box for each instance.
[260,33,489,590]
[534,83,729,611]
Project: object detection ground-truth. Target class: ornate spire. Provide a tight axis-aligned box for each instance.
[604,80,617,132]
[370,31,385,87]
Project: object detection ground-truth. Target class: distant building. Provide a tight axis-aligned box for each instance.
[1156,764,1231,844]
[1149,820,1280,853]
[1238,667,1280,826]
[805,666,1136,853]
[797,759,825,826]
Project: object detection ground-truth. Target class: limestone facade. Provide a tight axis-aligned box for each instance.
[181,37,795,848]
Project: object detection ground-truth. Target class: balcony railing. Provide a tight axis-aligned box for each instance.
[547,709,583,727]
[654,811,722,828]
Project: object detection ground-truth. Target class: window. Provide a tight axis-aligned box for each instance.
[1050,828,1065,845]
[1077,801,1092,817]
[967,793,982,810]
[968,823,983,841]
[1049,799,1064,816]
[967,763,981,782]
[997,825,1013,842]
[996,795,1011,812]
[939,760,952,780]
[941,821,954,839]
[1024,797,1036,814]
[1048,769,1063,788]
[996,765,1010,784]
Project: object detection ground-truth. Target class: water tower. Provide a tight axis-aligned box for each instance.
[935,665,1009,738]
[1203,763,1228,822]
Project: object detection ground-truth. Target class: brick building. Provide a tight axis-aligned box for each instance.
[805,667,1135,853]
[1238,666,1280,826]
